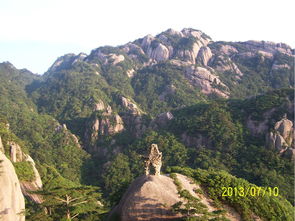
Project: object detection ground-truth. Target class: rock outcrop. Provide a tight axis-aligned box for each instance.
[0,138,25,221]
[3,136,43,205]
[150,111,174,129]
[109,175,182,221]
[8,142,23,163]
[121,96,143,115]
[108,174,241,221]
[242,40,293,56]
[109,54,125,65]
[118,97,148,137]
[46,27,293,101]
[210,55,243,78]
[109,144,242,220]
[144,144,162,176]
[94,100,105,111]
[85,103,125,150]
[136,28,211,66]
[197,46,213,66]
[48,53,87,72]
[55,123,81,148]
[126,69,135,78]
[121,114,147,138]
[0,136,4,153]
[219,45,238,55]
[90,114,124,137]
[185,66,229,98]
[266,115,294,157]
[147,43,170,62]
[20,155,43,204]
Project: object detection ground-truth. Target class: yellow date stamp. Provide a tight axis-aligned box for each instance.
[221,186,279,197]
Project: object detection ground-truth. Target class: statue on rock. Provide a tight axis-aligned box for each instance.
[145,144,162,176]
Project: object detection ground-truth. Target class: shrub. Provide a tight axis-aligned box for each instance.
[14,161,35,182]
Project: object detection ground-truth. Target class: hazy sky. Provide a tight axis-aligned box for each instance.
[0,0,294,74]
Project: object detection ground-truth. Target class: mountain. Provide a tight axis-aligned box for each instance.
[0,28,294,220]
[33,28,294,119]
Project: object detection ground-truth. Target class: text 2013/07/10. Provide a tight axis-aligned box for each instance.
[221,186,279,197]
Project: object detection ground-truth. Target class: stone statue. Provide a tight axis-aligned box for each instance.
[145,144,162,176]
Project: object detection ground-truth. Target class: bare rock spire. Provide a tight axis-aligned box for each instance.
[145,144,162,176]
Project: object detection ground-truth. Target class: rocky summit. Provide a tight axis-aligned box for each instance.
[46,28,294,100]
[109,172,248,221]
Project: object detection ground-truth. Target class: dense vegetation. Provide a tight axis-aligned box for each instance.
[169,167,294,221]
[0,63,106,220]
[132,63,206,116]
[13,161,35,181]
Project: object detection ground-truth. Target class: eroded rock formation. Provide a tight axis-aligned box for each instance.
[85,102,125,151]
[0,137,25,221]
[2,136,43,205]
[8,141,23,163]
[266,114,294,158]
[145,144,162,176]
[185,66,229,98]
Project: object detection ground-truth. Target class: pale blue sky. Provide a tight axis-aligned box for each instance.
[1,0,294,74]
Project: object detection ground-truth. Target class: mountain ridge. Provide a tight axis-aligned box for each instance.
[43,28,294,101]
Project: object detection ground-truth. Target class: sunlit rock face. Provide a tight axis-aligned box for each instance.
[0,138,25,221]
[266,115,295,159]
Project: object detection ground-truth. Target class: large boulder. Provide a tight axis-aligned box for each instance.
[108,174,241,221]
[274,117,293,142]
[266,115,294,159]
[109,175,181,221]
[147,43,170,62]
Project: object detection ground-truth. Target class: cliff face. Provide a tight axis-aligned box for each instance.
[19,155,43,204]
[1,134,44,207]
[0,139,25,221]
[6,140,43,204]
[84,102,125,152]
